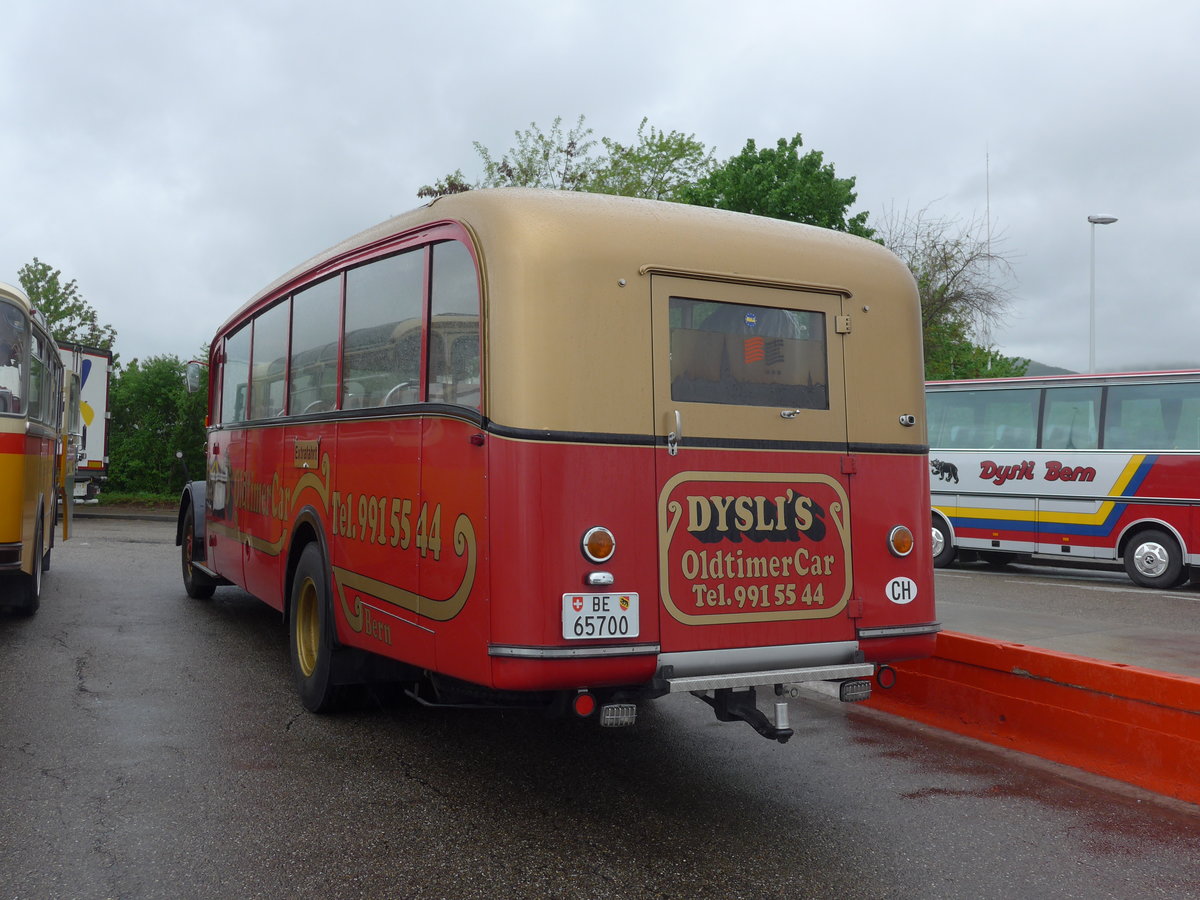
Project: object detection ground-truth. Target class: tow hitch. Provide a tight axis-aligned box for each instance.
[694,687,793,744]
[661,661,876,743]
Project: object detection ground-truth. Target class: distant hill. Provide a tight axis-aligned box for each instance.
[1023,360,1076,377]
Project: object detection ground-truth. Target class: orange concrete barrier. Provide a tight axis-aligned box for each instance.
[864,631,1200,806]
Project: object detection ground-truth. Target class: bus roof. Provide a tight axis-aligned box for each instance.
[223,188,915,335]
[928,370,1200,390]
[0,281,31,309]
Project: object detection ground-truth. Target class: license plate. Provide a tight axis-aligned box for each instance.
[562,593,640,640]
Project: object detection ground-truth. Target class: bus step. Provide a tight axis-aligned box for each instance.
[599,703,637,727]
[839,679,872,702]
[785,678,873,703]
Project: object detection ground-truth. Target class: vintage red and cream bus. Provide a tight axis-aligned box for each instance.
[177,189,937,741]
[1,281,68,615]
[928,370,1200,588]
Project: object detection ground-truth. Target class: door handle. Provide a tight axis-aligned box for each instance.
[667,410,682,456]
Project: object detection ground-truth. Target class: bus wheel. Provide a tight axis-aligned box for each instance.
[931,519,955,568]
[12,517,45,616]
[180,513,216,600]
[289,542,344,713]
[1123,529,1184,589]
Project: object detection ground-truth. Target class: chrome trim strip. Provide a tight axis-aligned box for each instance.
[489,642,661,659]
[666,663,876,694]
[656,640,860,678]
[857,623,942,639]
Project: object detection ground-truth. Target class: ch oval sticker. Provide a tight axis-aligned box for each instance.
[885,576,918,605]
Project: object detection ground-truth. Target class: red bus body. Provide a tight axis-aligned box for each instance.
[179,190,937,740]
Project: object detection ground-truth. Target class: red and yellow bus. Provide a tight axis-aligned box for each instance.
[177,189,937,741]
[1,281,68,616]
[929,370,1200,588]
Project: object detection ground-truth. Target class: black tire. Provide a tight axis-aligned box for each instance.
[931,518,956,569]
[1123,528,1185,589]
[12,516,45,617]
[180,512,216,600]
[289,542,344,713]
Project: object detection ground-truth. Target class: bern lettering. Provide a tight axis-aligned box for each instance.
[1044,461,1096,482]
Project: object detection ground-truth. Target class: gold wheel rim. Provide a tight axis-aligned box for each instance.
[295,578,320,678]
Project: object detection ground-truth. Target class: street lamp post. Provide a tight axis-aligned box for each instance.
[1088,214,1118,374]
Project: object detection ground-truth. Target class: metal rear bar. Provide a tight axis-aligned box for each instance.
[664,662,875,693]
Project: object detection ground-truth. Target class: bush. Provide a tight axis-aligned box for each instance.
[107,355,207,495]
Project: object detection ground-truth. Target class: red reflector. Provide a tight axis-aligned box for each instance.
[573,692,596,718]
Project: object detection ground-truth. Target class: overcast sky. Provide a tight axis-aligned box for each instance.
[3,1,1196,374]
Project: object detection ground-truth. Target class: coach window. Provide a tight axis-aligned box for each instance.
[669,298,827,410]
[1105,382,1200,450]
[428,241,480,409]
[928,388,1038,449]
[221,325,251,425]
[288,277,341,415]
[343,248,424,408]
[250,301,290,419]
[1041,387,1100,450]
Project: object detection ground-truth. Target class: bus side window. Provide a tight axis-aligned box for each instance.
[28,332,44,421]
[1106,382,1200,450]
[428,241,480,409]
[221,326,251,425]
[343,249,423,408]
[1042,387,1100,450]
[289,277,341,415]
[250,301,290,419]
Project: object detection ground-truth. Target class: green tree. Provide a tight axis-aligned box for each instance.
[877,205,1027,380]
[17,258,117,351]
[589,118,715,201]
[676,134,874,237]
[923,317,1028,380]
[418,115,714,201]
[420,115,601,197]
[107,355,207,495]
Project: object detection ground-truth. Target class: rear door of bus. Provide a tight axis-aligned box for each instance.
[650,275,853,655]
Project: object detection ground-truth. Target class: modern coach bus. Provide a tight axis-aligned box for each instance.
[1,281,68,615]
[177,189,937,742]
[928,370,1200,588]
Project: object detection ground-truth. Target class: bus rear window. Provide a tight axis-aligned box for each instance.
[668,297,827,409]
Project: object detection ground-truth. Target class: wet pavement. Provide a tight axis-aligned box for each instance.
[933,559,1200,680]
[2,516,1199,899]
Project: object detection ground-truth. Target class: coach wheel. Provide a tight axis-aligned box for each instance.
[1123,528,1185,589]
[181,513,216,600]
[931,518,955,569]
[289,542,344,713]
[12,515,45,616]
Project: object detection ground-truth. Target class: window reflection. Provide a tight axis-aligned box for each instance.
[288,277,341,416]
[669,297,827,409]
[343,249,424,408]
